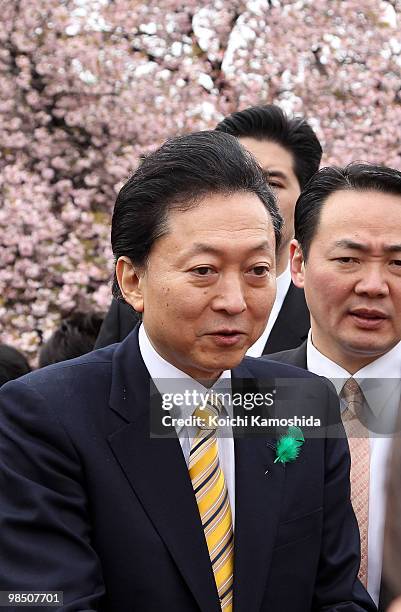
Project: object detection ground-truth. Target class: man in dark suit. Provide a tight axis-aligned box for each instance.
[0,133,374,611]
[267,163,401,611]
[95,105,321,354]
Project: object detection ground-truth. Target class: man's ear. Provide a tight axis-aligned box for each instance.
[290,239,305,289]
[115,256,145,313]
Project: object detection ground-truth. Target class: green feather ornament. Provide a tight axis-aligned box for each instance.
[274,426,305,464]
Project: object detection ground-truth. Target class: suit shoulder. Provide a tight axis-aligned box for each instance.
[262,347,300,364]
[243,355,317,380]
[0,344,116,398]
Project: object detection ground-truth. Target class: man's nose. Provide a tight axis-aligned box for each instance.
[211,275,247,315]
[354,266,390,298]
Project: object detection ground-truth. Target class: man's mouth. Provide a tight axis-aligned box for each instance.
[349,308,389,329]
[206,329,246,346]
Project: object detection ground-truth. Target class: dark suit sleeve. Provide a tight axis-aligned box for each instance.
[94,298,139,349]
[0,380,105,611]
[313,384,377,611]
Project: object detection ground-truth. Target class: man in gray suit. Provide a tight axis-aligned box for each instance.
[267,162,401,610]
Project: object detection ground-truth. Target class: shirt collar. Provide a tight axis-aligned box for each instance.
[306,331,349,395]
[306,331,401,420]
[246,263,292,358]
[276,262,292,298]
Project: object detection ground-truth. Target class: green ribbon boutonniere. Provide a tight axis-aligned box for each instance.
[274,426,304,464]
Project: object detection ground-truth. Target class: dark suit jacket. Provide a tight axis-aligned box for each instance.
[262,282,310,354]
[267,340,308,369]
[95,283,310,354]
[0,329,375,611]
[94,298,139,349]
[265,341,390,612]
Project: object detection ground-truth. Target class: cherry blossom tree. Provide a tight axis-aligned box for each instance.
[1,0,400,360]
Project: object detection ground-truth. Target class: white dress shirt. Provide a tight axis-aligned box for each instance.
[307,334,401,605]
[246,263,292,357]
[138,324,236,524]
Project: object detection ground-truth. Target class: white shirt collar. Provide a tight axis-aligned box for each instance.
[138,324,232,433]
[307,331,401,421]
[275,261,292,300]
[246,263,292,357]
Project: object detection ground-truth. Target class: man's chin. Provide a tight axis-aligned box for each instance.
[341,341,396,370]
[194,351,249,382]
[341,338,395,361]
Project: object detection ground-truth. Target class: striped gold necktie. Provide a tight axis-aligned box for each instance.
[188,395,234,611]
[340,377,370,587]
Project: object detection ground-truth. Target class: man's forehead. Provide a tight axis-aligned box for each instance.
[317,189,401,227]
[321,188,401,211]
[238,137,295,172]
[151,190,276,257]
[166,191,271,225]
[307,189,401,253]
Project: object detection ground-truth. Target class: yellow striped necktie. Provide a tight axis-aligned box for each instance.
[188,395,234,611]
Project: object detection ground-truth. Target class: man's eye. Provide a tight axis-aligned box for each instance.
[336,257,356,264]
[390,260,401,267]
[250,266,269,276]
[269,182,283,189]
[192,267,214,276]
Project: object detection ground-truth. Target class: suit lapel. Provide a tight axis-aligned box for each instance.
[231,364,286,612]
[285,340,307,368]
[107,328,221,612]
[107,330,288,612]
[263,283,310,354]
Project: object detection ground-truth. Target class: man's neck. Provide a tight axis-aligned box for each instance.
[139,324,227,385]
[310,333,385,375]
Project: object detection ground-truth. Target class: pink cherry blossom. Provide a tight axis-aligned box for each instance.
[1,0,401,361]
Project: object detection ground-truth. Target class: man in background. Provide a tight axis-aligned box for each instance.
[39,311,103,367]
[95,105,322,353]
[0,344,31,387]
[267,162,401,610]
[215,104,321,354]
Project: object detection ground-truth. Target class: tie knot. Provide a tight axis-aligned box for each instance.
[192,394,223,430]
[341,378,363,418]
[341,377,362,401]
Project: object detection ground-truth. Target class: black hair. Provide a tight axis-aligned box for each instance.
[295,163,401,260]
[0,344,31,387]
[215,104,322,189]
[111,130,282,299]
[38,311,103,367]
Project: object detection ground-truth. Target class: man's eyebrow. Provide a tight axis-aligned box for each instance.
[186,241,273,256]
[333,239,401,252]
[333,240,368,251]
[384,244,401,253]
[263,169,288,181]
